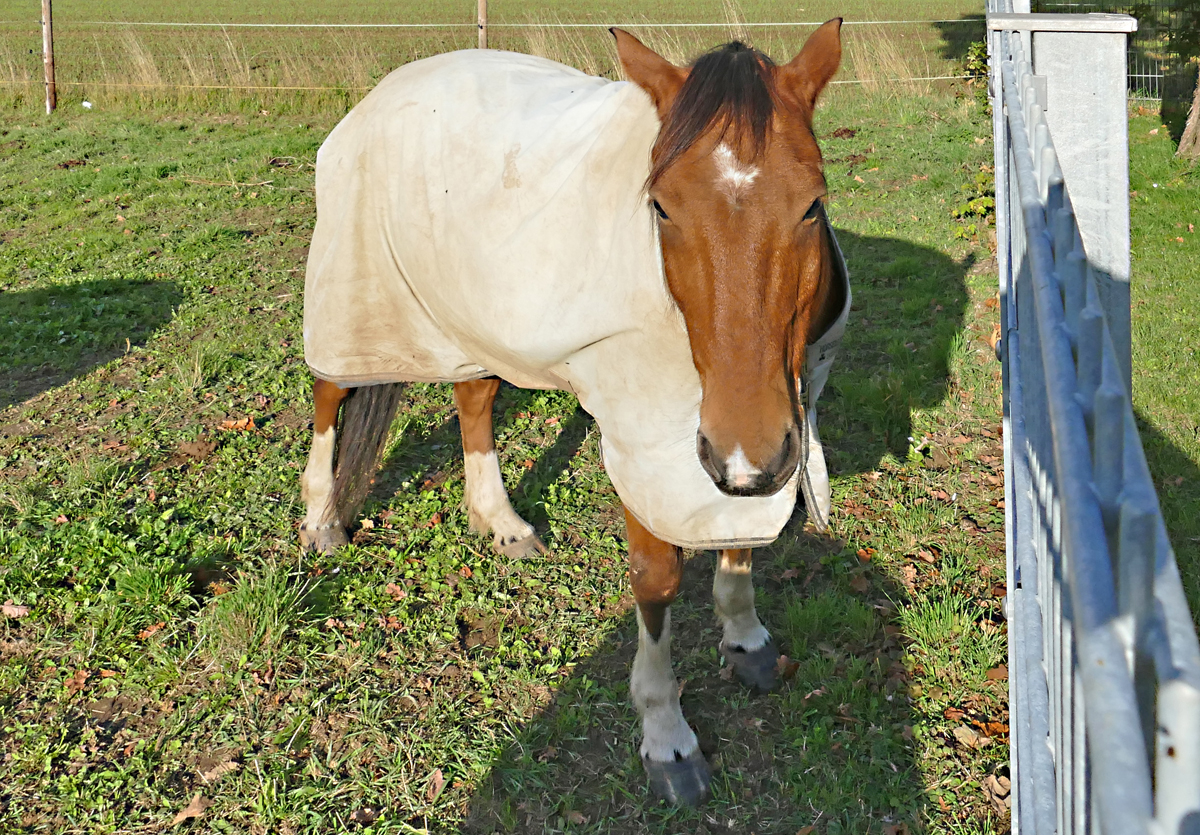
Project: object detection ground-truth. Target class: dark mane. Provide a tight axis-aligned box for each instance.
[649,42,776,187]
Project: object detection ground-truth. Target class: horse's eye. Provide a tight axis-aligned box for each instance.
[652,200,669,221]
[803,199,823,222]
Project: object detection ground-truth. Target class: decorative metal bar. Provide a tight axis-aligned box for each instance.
[990,9,1200,833]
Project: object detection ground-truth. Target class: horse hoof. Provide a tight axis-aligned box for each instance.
[497,533,546,559]
[643,749,711,806]
[299,523,348,555]
[721,640,779,692]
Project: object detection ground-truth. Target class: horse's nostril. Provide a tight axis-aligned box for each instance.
[767,424,804,480]
[696,431,725,483]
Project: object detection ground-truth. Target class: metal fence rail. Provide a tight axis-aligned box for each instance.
[989,5,1200,833]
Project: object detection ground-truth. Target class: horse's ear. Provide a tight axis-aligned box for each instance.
[779,18,842,112]
[611,28,687,117]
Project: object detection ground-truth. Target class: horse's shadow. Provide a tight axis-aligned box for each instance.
[353,230,973,831]
[0,278,183,411]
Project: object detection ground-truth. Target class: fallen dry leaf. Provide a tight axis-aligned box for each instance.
[199,760,240,783]
[564,810,587,825]
[854,174,865,183]
[982,772,1012,814]
[65,669,89,695]
[953,724,991,749]
[385,582,407,601]
[849,574,870,593]
[944,706,965,721]
[458,564,473,579]
[797,827,816,835]
[218,417,256,432]
[99,668,119,678]
[775,654,800,681]
[986,664,1009,681]
[138,621,166,640]
[171,793,211,826]
[916,549,936,564]
[426,768,446,803]
[900,563,918,593]
[54,515,69,525]
[779,567,802,580]
[2,601,30,618]
[425,511,443,528]
[349,807,379,824]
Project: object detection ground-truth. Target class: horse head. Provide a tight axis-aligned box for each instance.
[614,21,843,498]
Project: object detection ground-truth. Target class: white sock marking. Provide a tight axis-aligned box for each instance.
[713,143,760,204]
[301,425,337,527]
[713,552,771,651]
[464,450,534,547]
[631,607,700,762]
[724,444,762,489]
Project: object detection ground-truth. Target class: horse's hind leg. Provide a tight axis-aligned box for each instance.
[453,378,545,558]
[714,549,779,691]
[625,508,710,806]
[300,378,349,553]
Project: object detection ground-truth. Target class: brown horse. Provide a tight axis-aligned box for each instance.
[299,21,847,805]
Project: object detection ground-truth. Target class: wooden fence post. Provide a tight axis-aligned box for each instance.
[41,0,55,114]
[477,0,487,49]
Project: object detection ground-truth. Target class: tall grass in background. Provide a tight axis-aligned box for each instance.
[0,15,970,115]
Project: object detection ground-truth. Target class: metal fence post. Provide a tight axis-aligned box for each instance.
[989,9,1200,834]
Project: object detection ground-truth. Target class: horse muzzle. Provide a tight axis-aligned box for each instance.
[696,421,806,497]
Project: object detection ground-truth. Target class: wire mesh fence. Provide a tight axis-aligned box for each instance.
[0,15,988,111]
[1030,0,1197,100]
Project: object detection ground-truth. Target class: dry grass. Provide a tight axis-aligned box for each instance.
[0,18,967,112]
[845,24,938,98]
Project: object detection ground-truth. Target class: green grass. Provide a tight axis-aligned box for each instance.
[1128,109,1200,612]
[0,49,1019,834]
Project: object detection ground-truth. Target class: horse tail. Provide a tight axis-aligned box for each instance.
[327,382,405,527]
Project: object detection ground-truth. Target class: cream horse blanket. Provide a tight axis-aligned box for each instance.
[304,50,850,549]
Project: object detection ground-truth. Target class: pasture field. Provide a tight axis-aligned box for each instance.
[0,72,1014,833]
[0,18,1194,834]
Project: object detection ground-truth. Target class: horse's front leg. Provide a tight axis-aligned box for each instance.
[300,378,349,553]
[453,378,545,558]
[625,507,711,805]
[714,548,779,691]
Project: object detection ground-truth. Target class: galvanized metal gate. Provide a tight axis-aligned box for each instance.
[988,4,1200,833]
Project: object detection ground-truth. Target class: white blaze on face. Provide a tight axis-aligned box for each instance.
[725,444,762,489]
[713,143,760,204]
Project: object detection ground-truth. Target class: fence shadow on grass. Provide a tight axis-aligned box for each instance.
[0,277,182,411]
[1136,413,1200,619]
[455,230,975,833]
